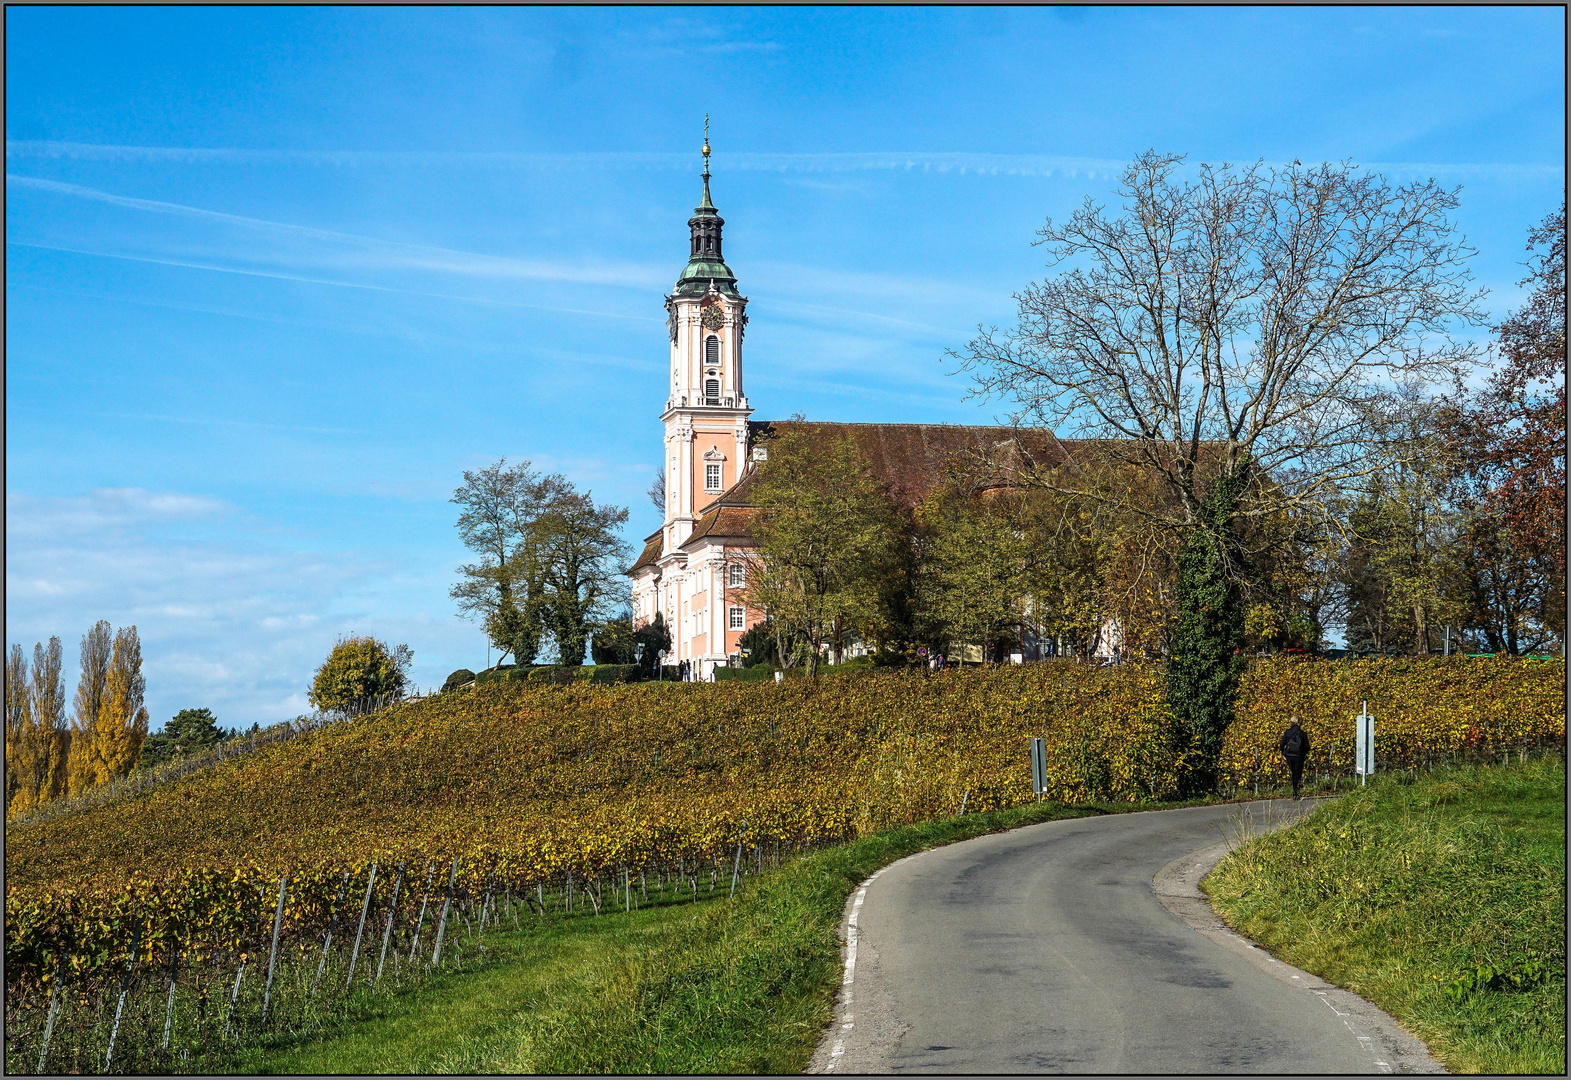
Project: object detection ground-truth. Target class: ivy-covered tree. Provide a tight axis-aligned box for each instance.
[960,153,1482,781]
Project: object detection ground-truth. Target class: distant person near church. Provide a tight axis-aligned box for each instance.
[1279,716,1311,799]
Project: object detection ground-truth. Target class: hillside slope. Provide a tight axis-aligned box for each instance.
[8,658,1563,898]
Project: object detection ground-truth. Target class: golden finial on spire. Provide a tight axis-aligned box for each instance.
[702,114,711,172]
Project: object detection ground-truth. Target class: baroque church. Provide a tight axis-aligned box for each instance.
[627,141,1075,678]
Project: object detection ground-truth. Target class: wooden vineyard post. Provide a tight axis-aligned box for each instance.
[261,876,287,1025]
[431,855,459,966]
[37,977,62,1074]
[162,951,182,1052]
[474,867,496,945]
[375,864,405,985]
[730,823,748,898]
[408,863,435,961]
[346,863,378,988]
[223,959,246,1040]
[104,917,140,1072]
[566,870,573,915]
[313,872,351,996]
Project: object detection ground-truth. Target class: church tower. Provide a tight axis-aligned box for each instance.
[660,127,751,556]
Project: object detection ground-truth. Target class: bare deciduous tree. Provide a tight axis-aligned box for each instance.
[958,151,1485,545]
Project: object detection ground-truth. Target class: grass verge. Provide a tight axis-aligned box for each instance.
[1205,757,1567,1075]
[201,797,1199,1074]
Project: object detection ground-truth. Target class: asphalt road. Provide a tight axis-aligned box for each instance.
[811,800,1442,1075]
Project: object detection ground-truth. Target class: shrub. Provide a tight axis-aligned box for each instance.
[588,664,640,685]
[442,669,476,692]
[307,635,410,711]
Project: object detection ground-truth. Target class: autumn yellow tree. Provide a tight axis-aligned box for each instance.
[66,621,113,795]
[66,622,147,794]
[5,637,69,817]
[5,644,29,814]
[96,626,150,782]
[28,637,70,807]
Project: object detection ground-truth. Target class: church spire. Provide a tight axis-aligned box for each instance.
[676,115,739,298]
[699,114,714,210]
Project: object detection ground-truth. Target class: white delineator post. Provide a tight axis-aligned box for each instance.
[1355,702,1375,786]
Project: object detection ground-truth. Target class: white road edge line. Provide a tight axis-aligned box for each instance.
[824,868,885,1071]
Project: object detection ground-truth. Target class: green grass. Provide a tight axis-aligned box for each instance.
[186,798,1194,1074]
[1205,757,1567,1075]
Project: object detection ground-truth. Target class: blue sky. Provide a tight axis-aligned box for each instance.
[6,7,1565,728]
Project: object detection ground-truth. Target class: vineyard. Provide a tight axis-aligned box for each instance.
[4,657,1564,1072]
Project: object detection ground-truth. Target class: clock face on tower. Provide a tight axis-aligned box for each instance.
[702,306,725,330]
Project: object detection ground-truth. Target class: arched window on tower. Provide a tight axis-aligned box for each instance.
[706,335,720,367]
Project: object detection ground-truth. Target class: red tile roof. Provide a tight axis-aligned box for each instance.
[670,421,1081,554]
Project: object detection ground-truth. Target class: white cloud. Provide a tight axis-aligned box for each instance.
[6,174,668,290]
[4,488,486,730]
[5,487,229,540]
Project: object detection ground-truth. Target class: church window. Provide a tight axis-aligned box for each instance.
[729,607,745,631]
[728,562,744,588]
[706,463,722,491]
[706,378,719,403]
[706,335,720,366]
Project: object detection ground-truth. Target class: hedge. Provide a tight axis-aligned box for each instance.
[714,665,780,682]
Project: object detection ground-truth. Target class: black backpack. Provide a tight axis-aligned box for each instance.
[1282,727,1305,756]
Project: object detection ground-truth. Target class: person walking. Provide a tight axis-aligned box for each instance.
[1279,716,1311,800]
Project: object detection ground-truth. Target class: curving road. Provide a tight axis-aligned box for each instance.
[810,800,1443,1075]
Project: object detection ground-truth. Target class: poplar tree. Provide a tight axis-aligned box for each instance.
[29,637,68,804]
[5,645,29,814]
[67,620,113,795]
[97,626,150,782]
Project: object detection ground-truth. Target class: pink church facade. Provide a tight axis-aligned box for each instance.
[627,150,1124,676]
[627,148,763,679]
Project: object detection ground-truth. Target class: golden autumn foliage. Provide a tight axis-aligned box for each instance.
[5,658,1563,993]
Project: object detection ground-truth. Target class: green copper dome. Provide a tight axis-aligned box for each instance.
[675,163,740,298]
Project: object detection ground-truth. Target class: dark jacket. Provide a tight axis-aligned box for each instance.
[1279,724,1310,759]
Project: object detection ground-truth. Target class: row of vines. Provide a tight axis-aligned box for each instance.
[5,656,1563,1066]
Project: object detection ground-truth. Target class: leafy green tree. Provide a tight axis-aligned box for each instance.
[451,459,631,667]
[138,708,229,769]
[736,620,778,668]
[633,613,672,677]
[441,669,475,692]
[308,635,410,712]
[537,487,632,667]
[916,491,1031,662]
[591,614,637,665]
[741,428,900,677]
[450,459,553,666]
